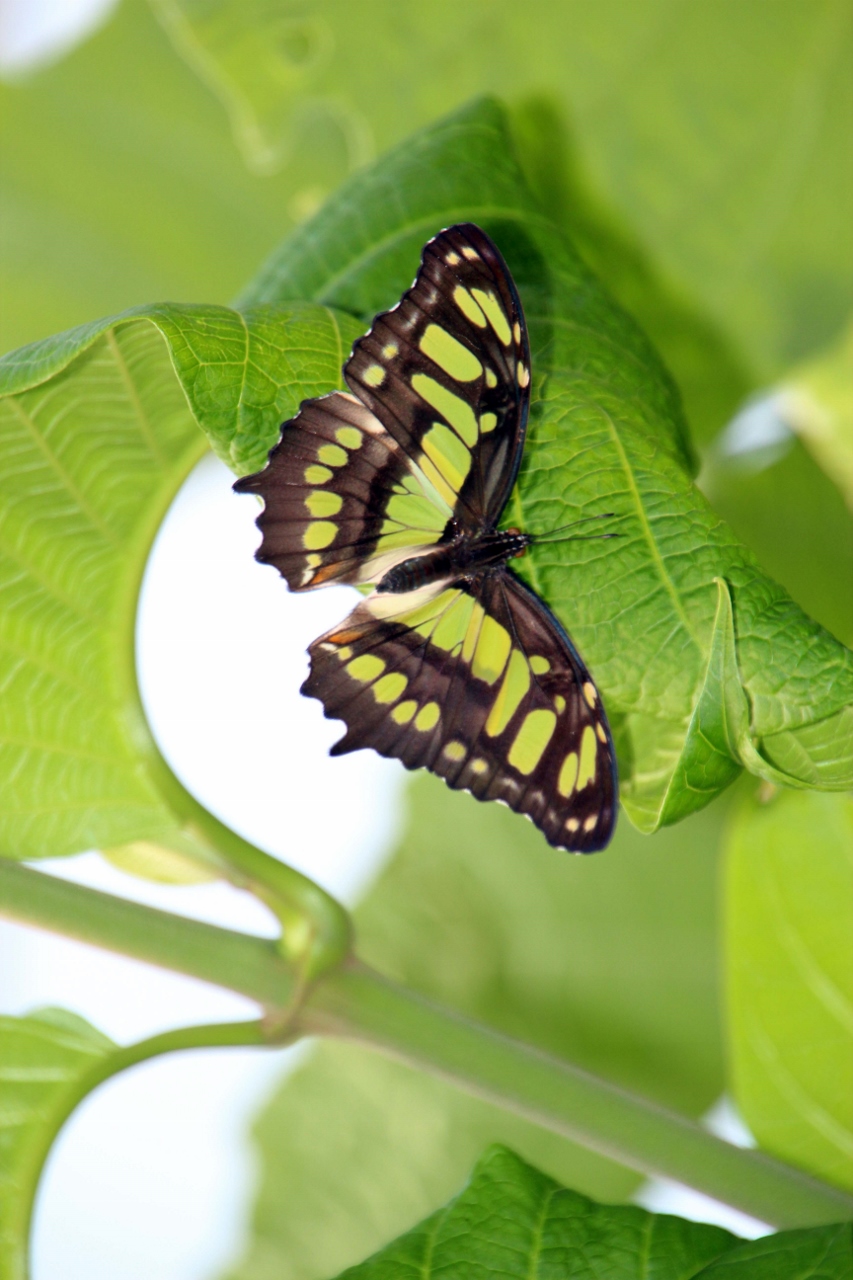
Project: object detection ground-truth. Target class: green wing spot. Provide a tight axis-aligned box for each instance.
[347,653,386,682]
[471,288,512,345]
[305,464,332,484]
[419,324,482,381]
[384,491,448,533]
[391,700,418,724]
[558,751,579,797]
[418,456,458,508]
[411,374,478,446]
[422,422,471,492]
[509,709,557,774]
[471,615,511,684]
[304,521,337,549]
[373,672,408,703]
[480,412,498,432]
[530,655,550,675]
[431,592,475,651]
[318,444,348,467]
[577,724,598,790]
[305,491,343,517]
[462,602,487,662]
[415,702,440,731]
[335,426,362,449]
[452,285,487,327]
[485,648,531,737]
[402,589,460,637]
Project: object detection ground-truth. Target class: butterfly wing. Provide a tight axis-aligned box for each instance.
[233,390,452,590]
[345,222,530,531]
[234,223,530,590]
[303,570,617,853]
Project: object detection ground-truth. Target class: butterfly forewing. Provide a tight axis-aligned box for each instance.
[233,390,451,590]
[236,224,529,591]
[303,572,616,853]
[346,223,530,530]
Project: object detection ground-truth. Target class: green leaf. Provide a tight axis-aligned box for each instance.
[724,788,853,1191]
[227,774,728,1278]
[0,1008,115,1279]
[156,0,853,381]
[241,97,853,827]
[0,301,359,859]
[331,1145,740,1279]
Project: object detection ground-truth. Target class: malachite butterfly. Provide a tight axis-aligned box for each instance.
[235,224,617,852]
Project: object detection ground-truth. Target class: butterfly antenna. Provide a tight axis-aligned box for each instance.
[528,512,621,545]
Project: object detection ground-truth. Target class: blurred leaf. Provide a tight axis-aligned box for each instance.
[330,1146,741,1280]
[242,98,853,825]
[157,0,853,383]
[778,321,853,511]
[724,789,853,1191]
[695,1223,853,1280]
[357,773,727,1109]
[227,1043,641,1280]
[227,772,728,1278]
[149,0,372,174]
[0,1007,115,1278]
[0,0,353,353]
[510,96,753,451]
[0,301,358,859]
[701,438,853,651]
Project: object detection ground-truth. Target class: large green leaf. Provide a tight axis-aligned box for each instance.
[328,1145,852,1280]
[241,98,853,827]
[0,301,360,859]
[724,788,853,1192]
[226,772,727,1278]
[156,0,852,384]
[0,1008,115,1280]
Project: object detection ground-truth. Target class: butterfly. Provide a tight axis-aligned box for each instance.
[235,224,617,852]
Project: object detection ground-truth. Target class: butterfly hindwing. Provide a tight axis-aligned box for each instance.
[234,224,530,591]
[303,569,616,853]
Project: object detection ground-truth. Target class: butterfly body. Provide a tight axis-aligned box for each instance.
[374,525,529,595]
[236,223,618,852]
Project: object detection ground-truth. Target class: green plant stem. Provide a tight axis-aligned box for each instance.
[307,963,853,1229]
[2,860,851,1229]
[112,435,352,983]
[13,1020,266,1274]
